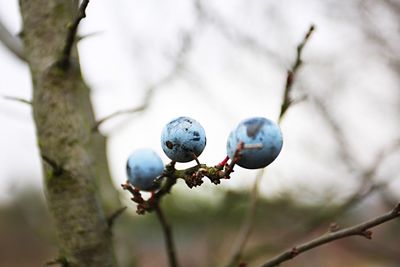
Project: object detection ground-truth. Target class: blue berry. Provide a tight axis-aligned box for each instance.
[226,117,283,169]
[161,116,207,162]
[126,148,164,191]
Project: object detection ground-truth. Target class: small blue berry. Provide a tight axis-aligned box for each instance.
[161,116,207,162]
[126,148,164,191]
[226,117,283,169]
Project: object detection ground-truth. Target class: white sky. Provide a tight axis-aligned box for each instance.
[0,0,399,204]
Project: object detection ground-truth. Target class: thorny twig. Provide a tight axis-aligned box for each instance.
[260,203,400,267]
[224,24,316,267]
[242,138,400,263]
[278,24,315,123]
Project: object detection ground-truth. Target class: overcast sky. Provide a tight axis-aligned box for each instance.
[1,0,399,204]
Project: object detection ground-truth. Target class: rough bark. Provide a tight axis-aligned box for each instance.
[19,1,117,266]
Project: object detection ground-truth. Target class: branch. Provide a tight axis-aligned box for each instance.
[92,89,152,131]
[59,0,90,67]
[94,28,194,131]
[3,95,32,105]
[243,138,400,263]
[194,0,282,65]
[41,154,64,176]
[107,206,127,228]
[312,96,359,171]
[155,204,179,267]
[260,203,400,267]
[0,19,25,61]
[278,24,315,123]
[224,170,263,267]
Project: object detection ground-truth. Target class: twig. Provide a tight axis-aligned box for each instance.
[312,96,359,171]
[194,0,282,66]
[107,206,127,228]
[94,27,194,131]
[243,138,400,263]
[223,25,315,267]
[0,19,25,61]
[259,203,400,267]
[59,0,90,67]
[41,154,64,176]
[92,89,151,131]
[3,95,32,105]
[224,170,264,267]
[155,204,179,267]
[278,24,315,123]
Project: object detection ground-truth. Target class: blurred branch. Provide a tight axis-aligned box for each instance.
[0,19,25,61]
[94,26,195,132]
[106,206,127,228]
[259,202,400,267]
[59,0,90,68]
[244,138,400,263]
[92,89,152,131]
[224,25,315,267]
[46,256,69,267]
[224,170,263,267]
[3,95,31,105]
[278,24,315,123]
[312,96,359,171]
[155,204,179,267]
[195,0,282,65]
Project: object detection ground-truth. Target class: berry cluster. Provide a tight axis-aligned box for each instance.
[123,116,283,214]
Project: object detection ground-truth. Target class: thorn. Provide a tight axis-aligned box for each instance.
[392,203,400,214]
[41,155,64,176]
[329,222,340,232]
[107,206,127,227]
[361,230,373,239]
[290,247,299,258]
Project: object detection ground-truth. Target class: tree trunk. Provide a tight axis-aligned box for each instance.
[19,1,118,266]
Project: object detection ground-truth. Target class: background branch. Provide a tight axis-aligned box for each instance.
[243,138,400,264]
[94,26,195,131]
[278,24,315,123]
[223,24,315,267]
[3,95,31,105]
[155,204,179,267]
[0,18,25,61]
[260,203,400,267]
[224,170,263,267]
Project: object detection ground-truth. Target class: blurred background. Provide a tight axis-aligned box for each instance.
[0,0,399,266]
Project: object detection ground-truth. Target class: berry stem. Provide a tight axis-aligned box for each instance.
[217,155,230,168]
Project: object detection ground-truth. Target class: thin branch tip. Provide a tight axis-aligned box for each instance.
[59,0,90,67]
